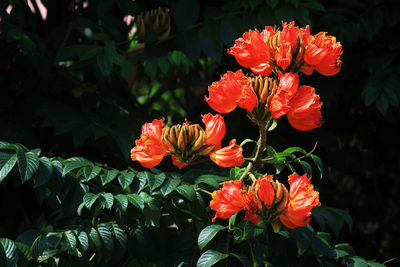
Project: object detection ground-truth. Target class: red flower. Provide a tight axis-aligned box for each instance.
[130,119,167,168]
[257,175,275,207]
[280,21,298,49]
[205,70,258,113]
[303,32,342,76]
[280,173,320,229]
[209,139,244,167]
[275,43,292,70]
[202,113,226,146]
[286,85,323,131]
[270,73,322,131]
[210,180,245,221]
[270,72,300,118]
[228,29,274,76]
[171,155,188,169]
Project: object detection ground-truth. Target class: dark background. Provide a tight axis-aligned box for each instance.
[1,0,399,265]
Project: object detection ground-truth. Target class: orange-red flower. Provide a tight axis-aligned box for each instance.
[270,73,322,131]
[303,32,342,76]
[228,29,274,76]
[279,173,320,229]
[202,113,226,147]
[205,70,258,113]
[281,21,298,49]
[270,72,300,118]
[286,85,323,131]
[210,180,245,221]
[130,119,167,168]
[257,175,275,207]
[209,139,244,167]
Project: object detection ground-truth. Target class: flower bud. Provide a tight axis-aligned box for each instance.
[136,7,171,42]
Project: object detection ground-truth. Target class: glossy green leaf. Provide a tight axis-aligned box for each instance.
[0,152,17,183]
[97,224,113,251]
[33,157,53,187]
[17,150,39,183]
[198,225,226,250]
[101,192,114,209]
[0,238,18,267]
[127,194,145,211]
[83,165,101,181]
[100,169,119,186]
[176,184,196,201]
[118,171,135,189]
[160,176,181,196]
[197,249,228,267]
[83,193,99,210]
[63,230,77,252]
[114,194,128,212]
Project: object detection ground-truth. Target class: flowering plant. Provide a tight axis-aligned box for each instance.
[128,21,369,265]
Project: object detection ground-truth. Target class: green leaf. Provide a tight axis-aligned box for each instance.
[101,192,114,209]
[197,249,228,267]
[281,146,306,156]
[299,161,313,176]
[62,160,92,176]
[118,171,135,189]
[75,230,89,252]
[0,152,17,183]
[347,256,369,267]
[63,230,77,252]
[127,194,145,211]
[160,176,181,196]
[86,228,101,250]
[198,225,226,250]
[0,244,7,267]
[105,40,124,66]
[0,238,18,267]
[97,224,113,251]
[14,241,32,263]
[196,174,226,188]
[176,184,196,201]
[33,157,53,187]
[367,261,385,267]
[83,165,101,181]
[149,172,166,191]
[294,227,314,256]
[335,243,356,257]
[17,150,39,183]
[109,223,127,249]
[114,194,128,212]
[83,193,99,210]
[100,169,119,186]
[174,0,199,30]
[327,207,353,230]
[310,154,323,178]
[96,53,113,76]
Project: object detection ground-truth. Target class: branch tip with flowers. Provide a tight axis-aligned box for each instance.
[130,21,342,234]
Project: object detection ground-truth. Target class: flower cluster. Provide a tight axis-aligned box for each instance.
[130,114,244,169]
[210,173,320,231]
[206,21,341,131]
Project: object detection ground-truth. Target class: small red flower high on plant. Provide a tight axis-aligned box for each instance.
[228,29,274,76]
[279,173,321,229]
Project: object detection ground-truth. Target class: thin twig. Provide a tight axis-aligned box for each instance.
[195,187,213,196]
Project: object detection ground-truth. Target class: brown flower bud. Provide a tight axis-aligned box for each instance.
[136,7,171,42]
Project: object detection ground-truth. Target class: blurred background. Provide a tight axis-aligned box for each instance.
[0,0,399,264]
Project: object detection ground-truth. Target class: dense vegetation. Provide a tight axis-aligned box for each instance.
[0,0,399,266]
